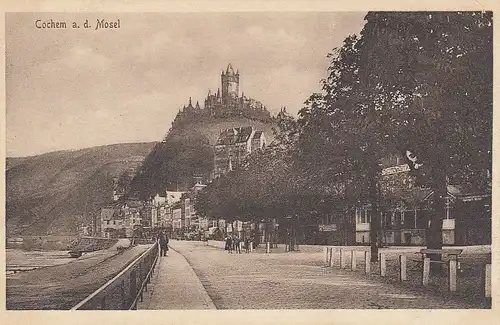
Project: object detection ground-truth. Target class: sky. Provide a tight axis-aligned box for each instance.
[6,12,367,157]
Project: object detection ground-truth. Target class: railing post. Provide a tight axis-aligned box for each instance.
[121,279,126,309]
[129,270,137,307]
[324,247,328,264]
[485,264,491,298]
[399,255,407,281]
[422,258,430,286]
[339,249,344,269]
[266,241,270,253]
[364,251,370,274]
[351,251,357,270]
[328,248,334,267]
[379,253,386,277]
[449,260,457,292]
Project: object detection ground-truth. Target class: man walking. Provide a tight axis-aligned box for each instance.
[158,229,169,257]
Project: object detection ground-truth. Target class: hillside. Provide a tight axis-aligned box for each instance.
[131,116,276,198]
[6,142,156,236]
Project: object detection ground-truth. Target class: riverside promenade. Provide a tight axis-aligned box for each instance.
[140,240,489,309]
[139,243,216,309]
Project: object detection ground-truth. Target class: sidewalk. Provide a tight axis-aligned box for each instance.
[139,246,216,310]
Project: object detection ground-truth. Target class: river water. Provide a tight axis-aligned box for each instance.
[6,249,75,276]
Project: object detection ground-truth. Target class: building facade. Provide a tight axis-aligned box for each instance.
[213,126,266,178]
[354,154,491,246]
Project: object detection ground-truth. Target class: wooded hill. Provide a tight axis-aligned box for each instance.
[6,142,155,236]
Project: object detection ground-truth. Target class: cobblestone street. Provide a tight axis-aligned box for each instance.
[169,241,488,309]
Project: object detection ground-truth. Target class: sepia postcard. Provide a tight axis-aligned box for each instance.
[1,1,499,325]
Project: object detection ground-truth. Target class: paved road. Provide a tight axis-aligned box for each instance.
[169,241,488,309]
[6,242,150,310]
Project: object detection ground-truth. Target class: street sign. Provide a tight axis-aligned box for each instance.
[318,224,337,232]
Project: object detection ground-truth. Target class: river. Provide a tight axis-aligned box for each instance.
[6,249,74,276]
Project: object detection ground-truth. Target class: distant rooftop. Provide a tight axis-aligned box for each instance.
[216,126,254,146]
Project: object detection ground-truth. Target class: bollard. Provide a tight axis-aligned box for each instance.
[324,247,329,264]
[485,264,491,298]
[399,255,407,281]
[364,251,370,274]
[339,249,344,269]
[351,251,357,270]
[329,248,334,267]
[266,242,270,254]
[422,258,430,286]
[449,260,457,292]
[379,253,386,277]
[250,242,253,253]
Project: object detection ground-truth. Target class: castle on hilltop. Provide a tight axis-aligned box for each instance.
[172,64,272,127]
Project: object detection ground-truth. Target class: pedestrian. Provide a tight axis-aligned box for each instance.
[226,236,233,254]
[234,236,241,254]
[158,229,169,257]
[245,238,250,253]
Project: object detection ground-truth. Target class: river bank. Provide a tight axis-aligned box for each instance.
[6,235,77,251]
[7,240,149,310]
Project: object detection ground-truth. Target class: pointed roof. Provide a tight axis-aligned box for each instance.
[186,97,194,109]
[226,63,235,76]
[195,101,200,109]
[217,88,220,97]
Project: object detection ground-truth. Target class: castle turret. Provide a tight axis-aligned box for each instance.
[221,63,239,103]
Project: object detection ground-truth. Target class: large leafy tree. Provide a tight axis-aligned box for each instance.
[297,35,389,261]
[356,12,492,253]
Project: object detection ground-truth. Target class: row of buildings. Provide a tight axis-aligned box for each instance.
[312,154,491,246]
[95,119,268,239]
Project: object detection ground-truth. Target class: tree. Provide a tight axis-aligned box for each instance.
[297,34,389,261]
[356,12,492,258]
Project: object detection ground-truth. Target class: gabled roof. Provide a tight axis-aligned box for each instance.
[100,208,115,221]
[125,200,144,208]
[167,191,185,204]
[216,126,253,145]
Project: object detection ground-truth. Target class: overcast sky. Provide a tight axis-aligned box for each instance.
[6,12,367,157]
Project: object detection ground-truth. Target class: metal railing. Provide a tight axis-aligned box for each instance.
[71,242,159,310]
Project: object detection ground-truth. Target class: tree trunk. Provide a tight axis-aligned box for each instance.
[369,167,380,262]
[428,168,446,274]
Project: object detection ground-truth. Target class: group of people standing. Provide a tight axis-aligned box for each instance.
[225,236,253,254]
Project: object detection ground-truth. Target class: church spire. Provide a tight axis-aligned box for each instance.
[195,101,200,109]
[217,88,220,98]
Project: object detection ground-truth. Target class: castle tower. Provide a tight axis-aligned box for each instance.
[221,63,240,105]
